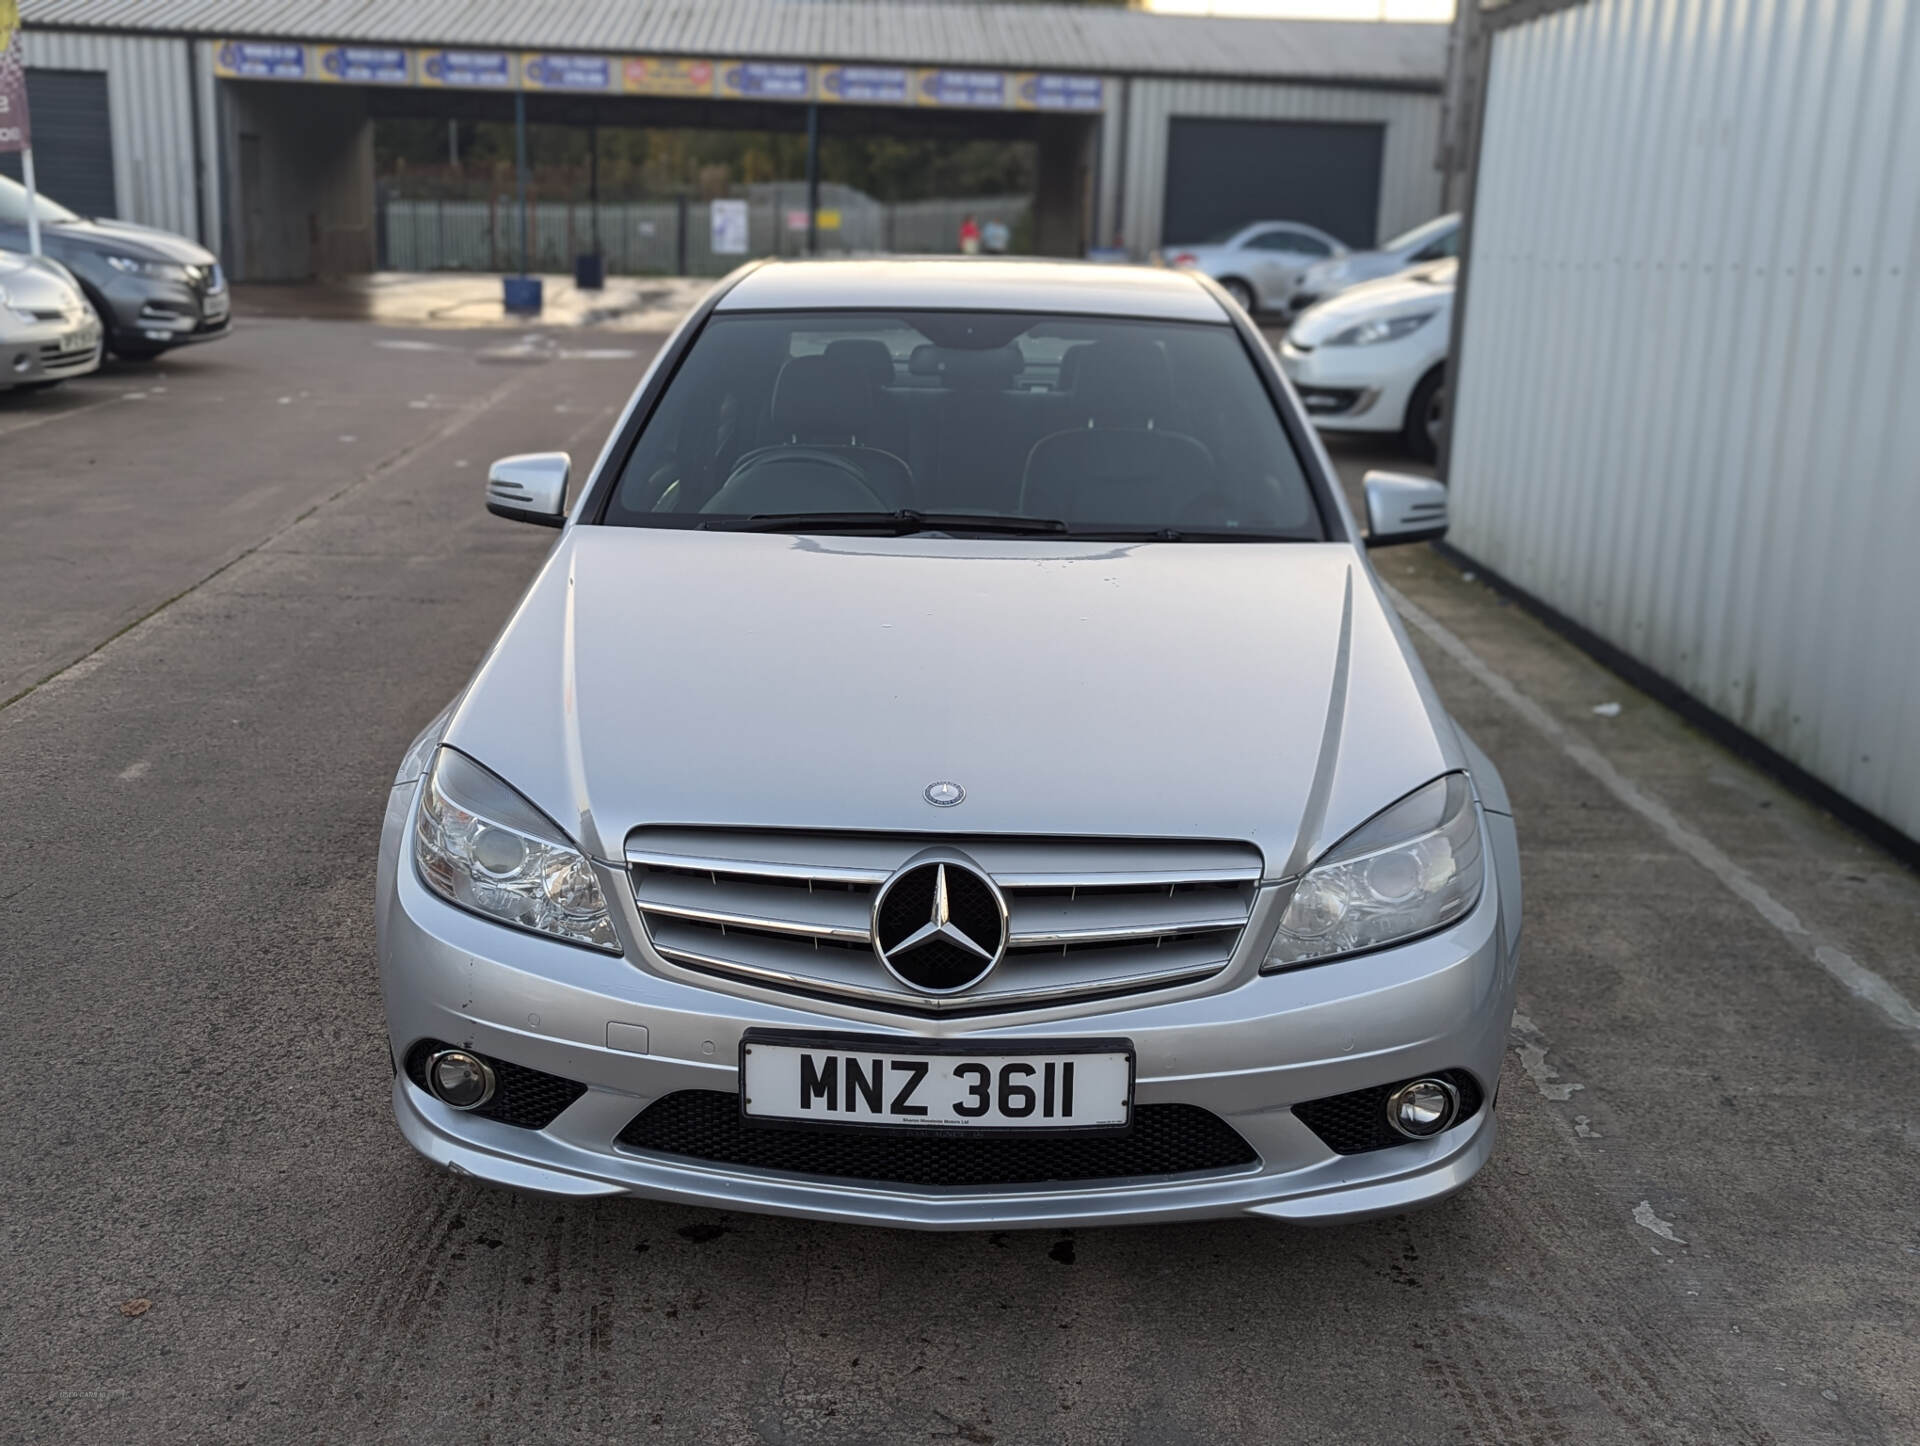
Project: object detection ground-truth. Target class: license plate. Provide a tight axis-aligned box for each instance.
[204,295,230,322]
[740,1031,1133,1132]
[63,328,96,352]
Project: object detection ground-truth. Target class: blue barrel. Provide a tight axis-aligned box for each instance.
[502,276,544,313]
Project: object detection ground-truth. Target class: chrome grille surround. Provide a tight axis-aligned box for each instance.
[626,828,1263,1013]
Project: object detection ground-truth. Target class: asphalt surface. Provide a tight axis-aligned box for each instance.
[3,304,1917,1445]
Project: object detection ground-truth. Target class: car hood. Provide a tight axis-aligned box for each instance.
[46,216,216,266]
[442,528,1461,877]
[1289,262,1456,346]
[0,250,84,309]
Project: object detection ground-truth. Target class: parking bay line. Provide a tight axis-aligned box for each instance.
[1,370,536,715]
[1382,582,1920,1049]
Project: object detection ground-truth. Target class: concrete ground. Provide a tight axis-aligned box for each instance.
[2,297,1917,1446]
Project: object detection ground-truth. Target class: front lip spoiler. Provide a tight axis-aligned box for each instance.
[391,1074,1498,1228]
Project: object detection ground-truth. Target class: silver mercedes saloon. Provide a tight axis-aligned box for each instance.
[376,257,1522,1228]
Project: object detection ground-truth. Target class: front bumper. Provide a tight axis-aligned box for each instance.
[93,272,231,350]
[0,313,102,388]
[1276,336,1424,435]
[377,780,1522,1229]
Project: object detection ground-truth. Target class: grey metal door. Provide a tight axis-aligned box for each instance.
[1162,117,1384,250]
[0,69,116,218]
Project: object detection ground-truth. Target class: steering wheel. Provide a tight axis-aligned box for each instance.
[703,448,890,515]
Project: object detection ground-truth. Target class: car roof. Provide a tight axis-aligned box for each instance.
[716,257,1230,323]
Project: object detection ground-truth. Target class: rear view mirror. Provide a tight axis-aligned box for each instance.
[1362,470,1448,548]
[486,452,571,528]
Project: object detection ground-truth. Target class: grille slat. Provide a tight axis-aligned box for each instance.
[617,1090,1259,1187]
[628,829,1260,1013]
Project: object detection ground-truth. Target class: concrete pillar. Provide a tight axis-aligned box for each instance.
[1031,115,1096,258]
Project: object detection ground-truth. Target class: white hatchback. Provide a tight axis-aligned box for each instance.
[1277,259,1454,460]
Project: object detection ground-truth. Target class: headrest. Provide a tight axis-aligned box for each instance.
[771,354,874,441]
[1072,340,1174,427]
[941,345,1021,390]
[824,338,894,390]
[908,344,942,377]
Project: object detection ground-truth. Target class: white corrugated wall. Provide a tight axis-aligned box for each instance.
[21,27,210,243]
[1103,78,1445,254]
[1448,0,1920,841]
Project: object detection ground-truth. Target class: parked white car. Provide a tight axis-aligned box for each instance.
[1160,221,1347,314]
[1287,213,1459,319]
[1277,259,1454,460]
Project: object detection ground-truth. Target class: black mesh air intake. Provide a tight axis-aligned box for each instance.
[617,1092,1258,1187]
[1292,1070,1485,1155]
[404,1040,587,1130]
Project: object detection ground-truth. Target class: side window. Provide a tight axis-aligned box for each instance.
[1412,229,1459,263]
[1245,230,1298,253]
[1283,232,1332,258]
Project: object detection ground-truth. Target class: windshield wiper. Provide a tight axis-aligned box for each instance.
[699,509,1070,536]
[1060,526,1310,542]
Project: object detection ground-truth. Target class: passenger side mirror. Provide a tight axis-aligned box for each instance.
[1363,470,1448,548]
[485,452,571,528]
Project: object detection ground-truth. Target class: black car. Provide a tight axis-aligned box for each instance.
[0,175,229,360]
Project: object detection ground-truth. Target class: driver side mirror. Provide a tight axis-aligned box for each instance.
[485,452,571,528]
[1363,470,1448,548]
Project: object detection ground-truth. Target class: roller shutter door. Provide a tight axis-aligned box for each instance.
[0,70,117,219]
[1161,117,1384,250]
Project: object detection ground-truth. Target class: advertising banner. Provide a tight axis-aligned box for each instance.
[419,50,516,88]
[818,65,911,106]
[718,61,812,102]
[198,38,1106,114]
[214,41,308,80]
[0,0,28,154]
[623,57,714,96]
[1016,73,1103,111]
[522,53,613,92]
[916,69,1006,108]
[316,46,410,85]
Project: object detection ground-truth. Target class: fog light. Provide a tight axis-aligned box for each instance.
[10,353,28,374]
[426,1049,496,1110]
[1386,1078,1459,1138]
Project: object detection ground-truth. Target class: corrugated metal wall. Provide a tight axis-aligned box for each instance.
[1102,79,1444,255]
[1448,0,1920,841]
[21,28,209,243]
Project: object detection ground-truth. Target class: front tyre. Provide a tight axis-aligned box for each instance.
[1404,365,1446,462]
[1219,277,1256,314]
[111,342,168,361]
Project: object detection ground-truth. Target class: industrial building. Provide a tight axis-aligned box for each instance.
[6,0,1449,280]
[1445,0,1920,849]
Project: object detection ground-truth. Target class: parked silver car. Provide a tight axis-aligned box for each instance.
[1288,212,1461,318]
[1159,220,1347,314]
[0,247,101,391]
[377,258,1522,1229]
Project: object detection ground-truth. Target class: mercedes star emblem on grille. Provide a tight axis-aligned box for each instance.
[924,781,965,807]
[871,856,1008,994]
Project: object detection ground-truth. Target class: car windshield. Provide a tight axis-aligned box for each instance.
[0,176,83,225]
[604,309,1324,540]
[1380,215,1456,255]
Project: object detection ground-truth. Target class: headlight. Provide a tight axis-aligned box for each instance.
[106,255,189,281]
[414,747,620,953]
[1266,774,1483,970]
[1324,311,1436,347]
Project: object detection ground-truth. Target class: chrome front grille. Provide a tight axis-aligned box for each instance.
[627,829,1262,1012]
